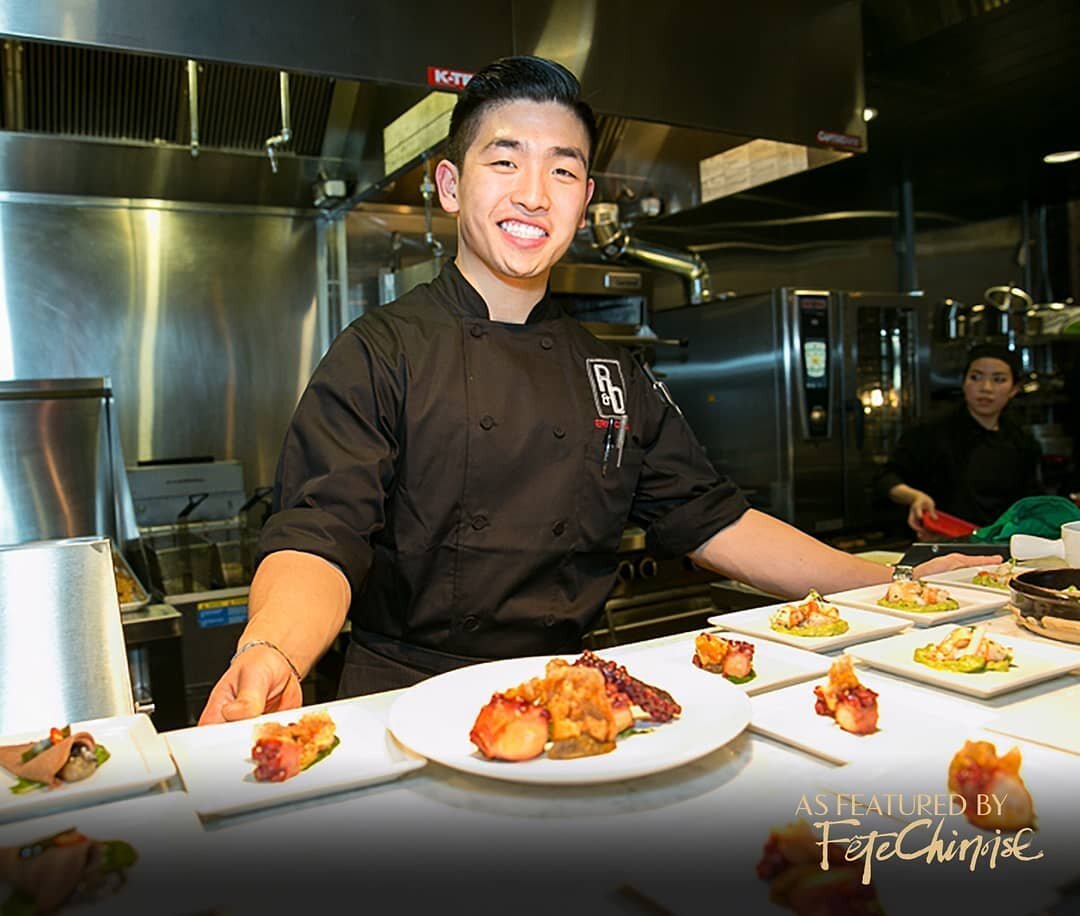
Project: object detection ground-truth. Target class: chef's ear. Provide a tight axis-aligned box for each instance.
[578,176,596,229]
[435,159,460,214]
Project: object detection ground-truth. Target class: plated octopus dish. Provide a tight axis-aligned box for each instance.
[692,632,756,684]
[878,579,958,612]
[757,820,885,915]
[0,827,137,914]
[469,650,680,762]
[971,562,1019,591]
[913,625,1013,673]
[770,590,849,638]
[0,726,109,795]
[948,739,1036,831]
[251,710,338,783]
[813,656,879,735]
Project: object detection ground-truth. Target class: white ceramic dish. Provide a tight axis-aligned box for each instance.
[848,623,1080,698]
[825,582,1006,626]
[749,666,964,765]
[387,651,750,785]
[707,602,911,652]
[0,714,175,824]
[0,791,210,915]
[166,700,425,818]
[622,631,832,696]
[985,680,1080,756]
[827,729,1080,889]
[922,564,1035,596]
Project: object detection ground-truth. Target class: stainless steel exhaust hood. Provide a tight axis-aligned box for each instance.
[0,0,865,217]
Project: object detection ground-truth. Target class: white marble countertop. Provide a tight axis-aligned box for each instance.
[3,620,1079,916]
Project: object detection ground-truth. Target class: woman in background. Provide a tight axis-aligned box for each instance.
[879,343,1041,537]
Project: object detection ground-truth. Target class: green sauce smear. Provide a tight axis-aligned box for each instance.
[878,598,960,613]
[771,620,849,638]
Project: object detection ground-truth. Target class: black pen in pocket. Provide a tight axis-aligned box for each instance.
[601,418,616,477]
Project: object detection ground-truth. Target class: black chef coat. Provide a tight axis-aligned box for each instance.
[256,261,749,693]
[877,404,1041,527]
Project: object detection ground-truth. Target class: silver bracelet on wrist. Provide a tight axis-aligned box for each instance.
[231,639,302,684]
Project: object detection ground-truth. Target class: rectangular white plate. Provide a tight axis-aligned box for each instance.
[749,667,963,765]
[0,714,175,824]
[0,791,211,916]
[985,680,1080,755]
[166,699,426,818]
[825,582,1006,626]
[848,623,1080,698]
[620,630,832,696]
[922,564,1035,595]
[707,602,910,652]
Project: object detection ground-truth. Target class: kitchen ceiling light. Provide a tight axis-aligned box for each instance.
[1042,150,1080,164]
[862,107,878,122]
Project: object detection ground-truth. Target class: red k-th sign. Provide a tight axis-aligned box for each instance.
[427,66,474,90]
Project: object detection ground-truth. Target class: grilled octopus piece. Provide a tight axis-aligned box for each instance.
[469,693,551,761]
[574,650,681,722]
[251,711,336,782]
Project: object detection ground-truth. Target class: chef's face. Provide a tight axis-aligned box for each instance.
[963,357,1018,421]
[435,100,595,285]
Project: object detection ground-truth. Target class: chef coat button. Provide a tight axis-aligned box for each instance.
[552,425,565,438]
[552,520,567,536]
[470,325,484,338]
[480,414,495,430]
[471,514,489,530]
[540,336,553,350]
[463,615,481,632]
[543,614,557,627]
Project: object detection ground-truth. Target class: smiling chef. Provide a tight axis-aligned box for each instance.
[199,56,995,723]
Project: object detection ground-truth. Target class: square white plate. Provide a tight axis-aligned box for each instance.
[749,666,964,765]
[985,680,1080,756]
[826,729,1080,889]
[166,699,426,818]
[0,714,175,824]
[620,631,832,696]
[707,602,911,652]
[848,623,1080,698]
[0,791,210,916]
[923,564,1035,595]
[825,582,1006,626]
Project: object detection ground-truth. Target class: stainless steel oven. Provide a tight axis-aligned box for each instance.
[651,289,930,535]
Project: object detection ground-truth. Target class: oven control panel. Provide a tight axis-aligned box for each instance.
[797,294,830,438]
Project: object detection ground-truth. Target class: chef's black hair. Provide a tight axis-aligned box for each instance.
[965,343,1022,383]
[445,56,597,170]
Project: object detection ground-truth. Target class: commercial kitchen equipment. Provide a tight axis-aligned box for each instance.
[0,378,180,723]
[651,289,930,536]
[0,537,133,734]
[126,460,262,724]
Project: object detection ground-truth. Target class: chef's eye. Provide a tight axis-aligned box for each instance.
[554,167,578,179]
[490,159,516,168]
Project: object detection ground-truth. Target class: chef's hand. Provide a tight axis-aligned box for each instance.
[197,645,303,726]
[912,552,1003,580]
[907,491,937,537]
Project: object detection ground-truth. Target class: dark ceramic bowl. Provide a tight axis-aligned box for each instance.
[1009,567,1080,643]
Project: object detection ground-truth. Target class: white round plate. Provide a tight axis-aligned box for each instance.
[387,651,750,785]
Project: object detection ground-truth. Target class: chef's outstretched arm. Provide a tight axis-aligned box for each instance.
[197,550,350,725]
[689,508,1000,599]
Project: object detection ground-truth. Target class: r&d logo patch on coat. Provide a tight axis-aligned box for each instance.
[586,358,627,419]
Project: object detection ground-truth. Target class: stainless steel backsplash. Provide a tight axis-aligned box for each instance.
[0,197,324,492]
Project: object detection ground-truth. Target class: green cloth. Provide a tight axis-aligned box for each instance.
[971,495,1080,542]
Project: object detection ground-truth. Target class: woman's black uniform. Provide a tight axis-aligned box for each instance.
[257,262,749,695]
[877,404,1041,528]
